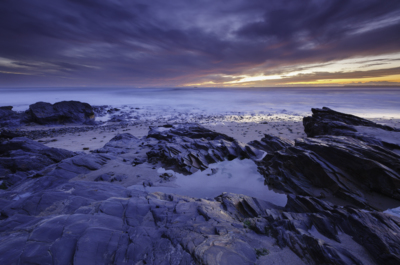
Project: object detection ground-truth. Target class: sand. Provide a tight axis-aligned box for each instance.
[22,115,399,153]
[30,121,305,152]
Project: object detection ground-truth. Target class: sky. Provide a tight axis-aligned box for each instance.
[1,0,400,88]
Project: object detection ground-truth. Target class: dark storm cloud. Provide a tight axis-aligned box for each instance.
[0,0,399,87]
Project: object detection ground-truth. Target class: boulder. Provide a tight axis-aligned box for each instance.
[0,107,21,128]
[0,106,13,111]
[28,101,95,125]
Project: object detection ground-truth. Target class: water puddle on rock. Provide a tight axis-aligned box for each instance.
[129,158,287,206]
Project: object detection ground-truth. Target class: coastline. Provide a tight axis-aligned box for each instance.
[7,112,400,153]
[2,101,400,264]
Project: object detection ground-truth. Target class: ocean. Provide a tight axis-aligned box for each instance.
[1,87,400,119]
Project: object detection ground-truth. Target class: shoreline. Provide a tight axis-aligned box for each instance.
[2,111,399,153]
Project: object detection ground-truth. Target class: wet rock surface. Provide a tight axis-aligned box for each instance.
[0,108,400,264]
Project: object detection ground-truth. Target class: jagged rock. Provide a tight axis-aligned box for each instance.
[304,107,398,136]
[146,124,265,174]
[96,125,265,174]
[0,137,75,188]
[0,107,21,128]
[257,135,400,209]
[2,115,400,264]
[253,108,400,209]
[262,195,400,265]
[148,124,235,142]
[303,107,400,150]
[248,134,294,153]
[28,101,95,125]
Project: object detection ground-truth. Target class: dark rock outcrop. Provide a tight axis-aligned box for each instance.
[147,125,265,174]
[249,134,294,153]
[0,107,21,128]
[0,106,13,111]
[254,108,400,209]
[28,101,95,125]
[261,195,400,265]
[258,136,400,208]
[303,107,399,137]
[148,124,235,142]
[257,134,400,209]
[303,107,400,150]
[96,124,265,174]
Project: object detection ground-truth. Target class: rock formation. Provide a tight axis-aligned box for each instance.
[27,101,95,125]
[1,108,400,264]
[0,106,21,128]
[303,107,400,150]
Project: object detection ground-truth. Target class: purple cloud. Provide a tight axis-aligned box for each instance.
[0,0,399,87]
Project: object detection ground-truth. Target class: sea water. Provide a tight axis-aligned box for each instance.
[129,158,287,206]
[1,87,400,119]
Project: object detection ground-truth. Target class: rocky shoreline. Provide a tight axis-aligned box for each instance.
[1,101,400,264]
